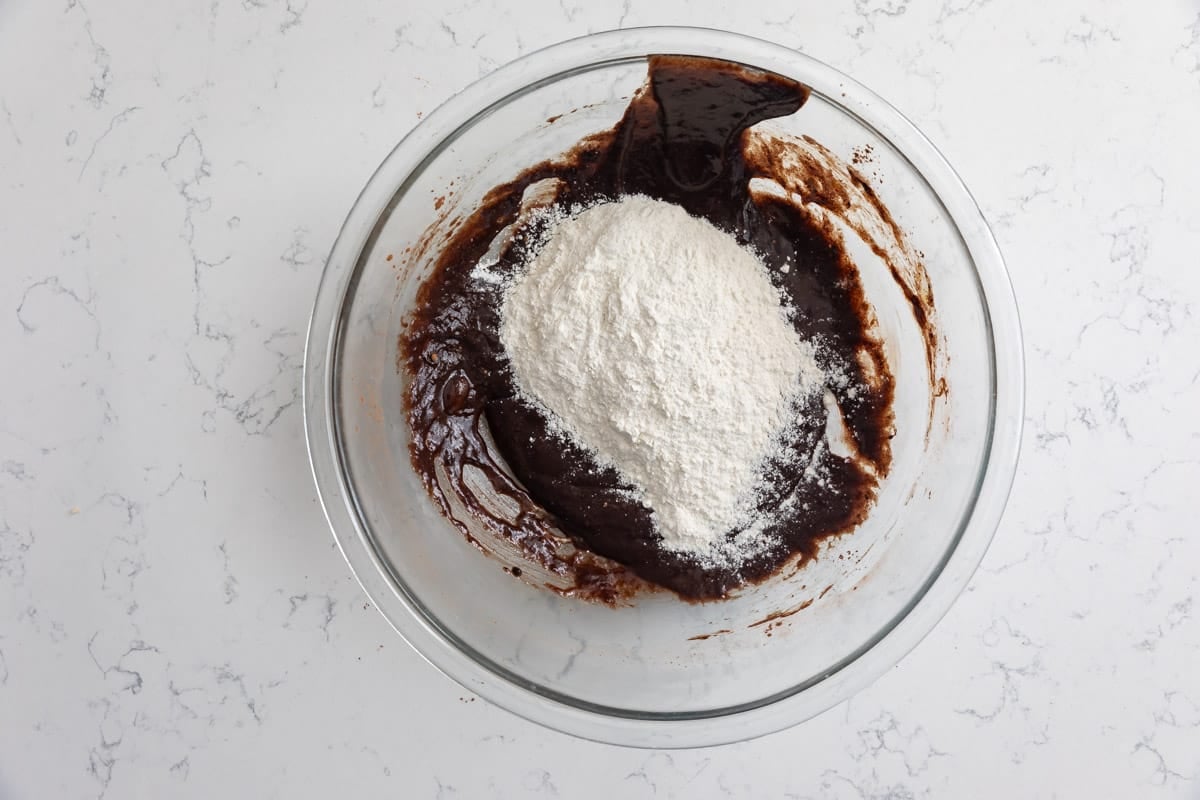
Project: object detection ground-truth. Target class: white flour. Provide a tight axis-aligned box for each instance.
[495,195,825,562]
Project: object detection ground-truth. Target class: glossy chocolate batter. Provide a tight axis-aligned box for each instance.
[402,56,899,601]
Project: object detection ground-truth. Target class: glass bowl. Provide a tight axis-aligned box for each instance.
[304,26,1023,748]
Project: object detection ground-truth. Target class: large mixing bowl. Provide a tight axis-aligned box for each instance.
[304,26,1023,747]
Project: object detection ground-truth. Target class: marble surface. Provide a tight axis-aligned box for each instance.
[2,0,1199,796]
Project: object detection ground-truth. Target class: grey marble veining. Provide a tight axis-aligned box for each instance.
[2,0,1199,797]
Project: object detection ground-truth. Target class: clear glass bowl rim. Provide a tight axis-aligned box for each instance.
[303,25,1025,748]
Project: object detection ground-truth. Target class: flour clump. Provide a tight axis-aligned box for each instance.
[497,195,825,563]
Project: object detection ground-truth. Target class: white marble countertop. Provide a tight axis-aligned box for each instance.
[3,1,1199,797]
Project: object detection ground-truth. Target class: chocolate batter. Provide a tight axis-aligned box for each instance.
[402,56,909,601]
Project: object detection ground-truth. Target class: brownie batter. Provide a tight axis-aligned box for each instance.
[402,56,910,601]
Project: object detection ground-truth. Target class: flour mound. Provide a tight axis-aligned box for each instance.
[498,195,823,561]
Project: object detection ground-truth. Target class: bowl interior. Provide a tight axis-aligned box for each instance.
[330,52,993,718]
